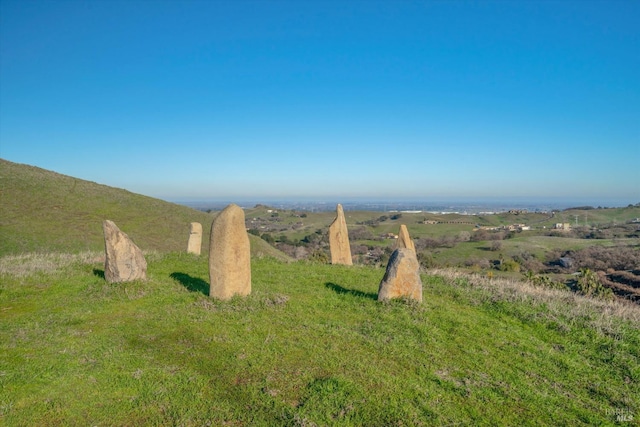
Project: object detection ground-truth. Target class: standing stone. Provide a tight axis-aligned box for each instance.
[208,204,251,300]
[378,248,423,302]
[396,224,416,252]
[102,220,147,283]
[329,204,353,265]
[187,222,202,255]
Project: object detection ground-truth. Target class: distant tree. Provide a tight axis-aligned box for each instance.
[415,237,444,250]
[499,259,520,272]
[564,206,594,211]
[349,227,375,241]
[575,268,613,299]
[472,258,491,270]
[417,251,434,269]
[568,245,640,271]
[277,234,291,244]
[490,241,503,252]
[439,235,457,248]
[293,246,308,260]
[277,243,297,258]
[261,233,275,244]
[380,246,394,264]
[458,231,471,242]
[309,250,329,264]
[302,233,320,244]
[471,229,491,242]
[513,251,544,273]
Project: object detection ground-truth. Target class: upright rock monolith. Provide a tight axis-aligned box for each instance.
[102,220,147,283]
[378,248,423,302]
[187,222,202,255]
[329,204,352,265]
[396,224,416,252]
[208,204,251,300]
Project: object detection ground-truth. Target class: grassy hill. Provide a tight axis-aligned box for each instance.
[1,252,638,425]
[0,159,289,261]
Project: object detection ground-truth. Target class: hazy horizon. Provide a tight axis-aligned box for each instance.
[1,1,638,202]
[168,195,639,212]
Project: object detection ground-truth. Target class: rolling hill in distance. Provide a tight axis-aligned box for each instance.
[0,159,288,260]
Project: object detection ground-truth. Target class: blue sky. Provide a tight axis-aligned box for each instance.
[1,0,638,205]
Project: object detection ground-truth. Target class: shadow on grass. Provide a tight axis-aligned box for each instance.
[93,269,105,279]
[325,282,377,300]
[170,272,209,296]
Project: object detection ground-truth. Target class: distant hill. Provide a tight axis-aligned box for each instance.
[0,159,290,260]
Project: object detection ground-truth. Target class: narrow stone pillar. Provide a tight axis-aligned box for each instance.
[208,204,251,299]
[187,222,202,255]
[329,203,353,265]
[396,224,416,252]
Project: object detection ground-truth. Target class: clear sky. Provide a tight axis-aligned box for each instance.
[1,0,638,205]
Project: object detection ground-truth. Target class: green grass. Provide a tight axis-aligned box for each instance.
[429,235,627,268]
[2,253,639,426]
[553,207,640,228]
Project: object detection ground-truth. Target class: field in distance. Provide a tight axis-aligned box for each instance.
[236,202,640,302]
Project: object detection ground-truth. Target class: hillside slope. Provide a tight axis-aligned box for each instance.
[0,159,289,260]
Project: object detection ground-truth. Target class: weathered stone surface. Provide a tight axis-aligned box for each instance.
[102,220,147,283]
[396,224,416,252]
[187,222,202,255]
[208,204,251,300]
[329,204,353,265]
[378,248,423,302]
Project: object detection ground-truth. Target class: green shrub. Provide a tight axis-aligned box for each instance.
[309,249,329,264]
[523,271,567,290]
[499,259,521,272]
[417,251,434,269]
[575,268,614,299]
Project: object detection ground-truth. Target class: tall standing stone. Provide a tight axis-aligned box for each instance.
[208,204,251,300]
[102,220,147,283]
[378,248,423,302]
[187,222,202,255]
[329,204,352,265]
[396,224,416,252]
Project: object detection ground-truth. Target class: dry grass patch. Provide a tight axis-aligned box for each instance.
[0,250,164,278]
[0,251,103,277]
[429,268,640,333]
